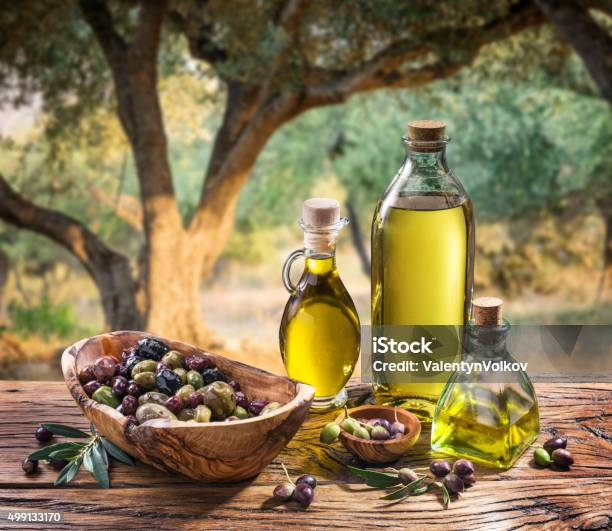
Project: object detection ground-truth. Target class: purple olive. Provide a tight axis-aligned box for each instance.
[49,458,69,470]
[225,416,239,422]
[122,347,136,361]
[543,437,567,454]
[111,375,129,397]
[22,458,39,474]
[228,380,241,392]
[389,421,405,437]
[248,399,269,416]
[443,473,464,495]
[93,356,118,382]
[116,363,129,379]
[126,381,143,397]
[453,459,474,477]
[293,483,314,507]
[235,391,249,409]
[551,448,574,467]
[462,473,476,486]
[83,380,102,397]
[125,415,139,429]
[430,460,452,477]
[122,395,138,416]
[296,474,317,489]
[185,356,210,373]
[273,482,295,501]
[35,426,53,443]
[165,395,184,415]
[188,392,204,409]
[78,365,96,384]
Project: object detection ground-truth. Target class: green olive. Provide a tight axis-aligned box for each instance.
[162,351,184,370]
[132,360,158,376]
[320,422,341,444]
[186,370,204,390]
[92,385,120,408]
[260,402,282,415]
[341,417,360,434]
[176,384,196,403]
[353,426,371,440]
[178,408,195,421]
[135,403,177,423]
[193,404,212,423]
[138,391,169,406]
[173,368,188,384]
[534,447,552,467]
[233,405,249,419]
[134,371,157,389]
[199,381,236,420]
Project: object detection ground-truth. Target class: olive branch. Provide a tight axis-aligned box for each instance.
[28,423,134,488]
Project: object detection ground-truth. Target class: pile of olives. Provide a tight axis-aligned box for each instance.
[78,337,284,425]
[273,465,317,508]
[321,409,406,444]
[534,436,574,468]
[429,459,476,495]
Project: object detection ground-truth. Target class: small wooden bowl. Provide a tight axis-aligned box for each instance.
[335,405,421,464]
[61,331,315,482]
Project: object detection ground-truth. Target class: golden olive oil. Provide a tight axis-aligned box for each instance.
[280,256,360,403]
[372,194,474,420]
[430,383,540,469]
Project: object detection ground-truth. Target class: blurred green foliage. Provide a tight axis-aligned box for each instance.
[8,297,92,340]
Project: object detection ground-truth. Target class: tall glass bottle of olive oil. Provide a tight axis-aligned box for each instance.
[371,120,475,421]
[280,198,360,412]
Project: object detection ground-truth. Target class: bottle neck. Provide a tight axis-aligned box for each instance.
[405,145,448,169]
[465,324,510,360]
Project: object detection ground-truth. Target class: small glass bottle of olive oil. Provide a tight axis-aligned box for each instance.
[280,198,360,412]
[431,297,540,469]
[371,120,475,421]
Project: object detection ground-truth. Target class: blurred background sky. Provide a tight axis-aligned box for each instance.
[0,1,610,380]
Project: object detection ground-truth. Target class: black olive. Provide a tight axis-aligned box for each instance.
[136,337,170,361]
[156,368,183,395]
[202,367,228,385]
[125,355,145,374]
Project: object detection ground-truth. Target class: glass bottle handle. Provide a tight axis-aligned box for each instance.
[282,249,305,292]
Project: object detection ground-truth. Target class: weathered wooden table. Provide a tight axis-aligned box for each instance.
[0,380,610,530]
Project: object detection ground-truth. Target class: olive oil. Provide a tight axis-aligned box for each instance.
[431,298,540,469]
[280,256,360,399]
[280,199,360,411]
[372,195,471,418]
[371,120,474,421]
[431,383,540,468]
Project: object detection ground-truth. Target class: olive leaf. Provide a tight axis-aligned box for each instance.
[411,486,429,495]
[29,442,84,461]
[100,438,134,466]
[83,446,109,489]
[437,482,450,509]
[54,458,82,486]
[380,476,428,501]
[48,444,86,460]
[41,423,90,438]
[347,465,402,488]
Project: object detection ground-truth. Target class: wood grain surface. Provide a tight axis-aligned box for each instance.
[0,381,610,530]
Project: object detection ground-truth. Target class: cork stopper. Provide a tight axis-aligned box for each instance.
[407,120,446,141]
[473,297,503,326]
[302,198,340,228]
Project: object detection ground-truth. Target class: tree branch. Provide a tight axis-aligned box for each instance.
[536,0,612,102]
[301,1,545,107]
[0,174,135,294]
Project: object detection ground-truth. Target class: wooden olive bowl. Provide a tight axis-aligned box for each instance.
[335,405,421,464]
[61,331,315,482]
